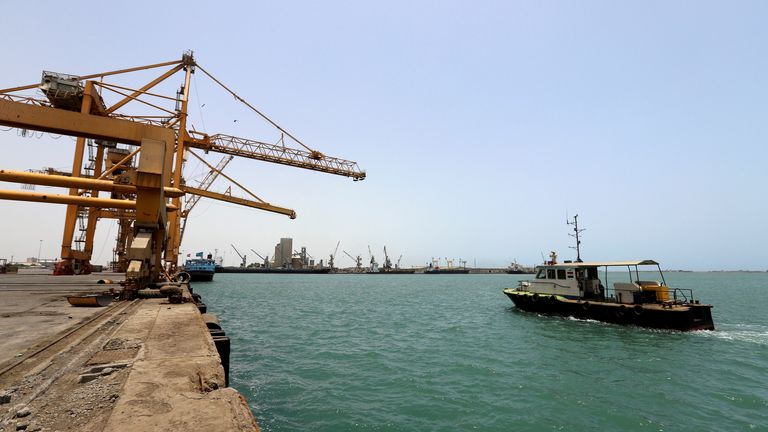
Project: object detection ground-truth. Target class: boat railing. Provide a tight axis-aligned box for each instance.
[669,288,695,303]
[517,280,572,290]
[601,286,696,304]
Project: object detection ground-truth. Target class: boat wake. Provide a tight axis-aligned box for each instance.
[695,324,768,346]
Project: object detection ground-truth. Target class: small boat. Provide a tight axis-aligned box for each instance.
[506,261,534,274]
[67,294,113,307]
[503,216,714,331]
[184,253,216,282]
[503,259,714,331]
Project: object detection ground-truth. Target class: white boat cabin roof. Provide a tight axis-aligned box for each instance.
[538,260,659,269]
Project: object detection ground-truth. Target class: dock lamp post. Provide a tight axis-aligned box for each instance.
[37,239,42,263]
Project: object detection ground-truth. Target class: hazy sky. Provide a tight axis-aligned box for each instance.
[1,1,766,270]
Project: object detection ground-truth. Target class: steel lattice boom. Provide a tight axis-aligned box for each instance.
[187,133,366,181]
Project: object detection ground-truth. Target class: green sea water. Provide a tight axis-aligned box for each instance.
[194,272,768,431]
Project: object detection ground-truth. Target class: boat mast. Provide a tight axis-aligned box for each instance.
[567,214,585,263]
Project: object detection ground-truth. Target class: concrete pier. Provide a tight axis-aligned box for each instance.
[0,273,258,432]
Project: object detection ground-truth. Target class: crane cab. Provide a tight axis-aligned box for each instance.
[525,260,672,304]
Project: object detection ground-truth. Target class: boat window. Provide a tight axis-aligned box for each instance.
[566,269,575,279]
[536,269,547,279]
[557,269,566,280]
[546,269,556,279]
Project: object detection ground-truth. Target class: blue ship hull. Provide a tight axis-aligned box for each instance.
[184,258,216,282]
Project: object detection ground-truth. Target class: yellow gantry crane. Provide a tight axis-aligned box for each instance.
[0,52,364,290]
[178,154,233,248]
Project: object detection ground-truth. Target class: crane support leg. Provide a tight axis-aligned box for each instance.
[166,61,194,270]
[82,143,106,263]
[123,138,168,297]
[56,82,95,275]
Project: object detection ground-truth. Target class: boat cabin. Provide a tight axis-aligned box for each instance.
[526,260,670,304]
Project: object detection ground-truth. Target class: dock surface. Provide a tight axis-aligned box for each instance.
[0,273,258,432]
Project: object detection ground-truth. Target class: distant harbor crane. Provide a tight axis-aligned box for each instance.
[382,246,392,270]
[230,244,247,268]
[250,249,269,268]
[294,247,312,267]
[329,241,340,270]
[343,250,363,271]
[367,245,378,272]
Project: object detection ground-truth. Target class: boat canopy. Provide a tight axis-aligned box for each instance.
[539,260,659,268]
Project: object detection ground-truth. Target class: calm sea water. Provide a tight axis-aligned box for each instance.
[194,272,768,431]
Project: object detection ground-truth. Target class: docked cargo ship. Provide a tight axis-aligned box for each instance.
[424,268,470,274]
[376,268,416,274]
[216,266,331,274]
[503,258,714,331]
[183,253,216,282]
[424,257,469,274]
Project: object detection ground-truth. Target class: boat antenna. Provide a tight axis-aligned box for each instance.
[567,213,585,262]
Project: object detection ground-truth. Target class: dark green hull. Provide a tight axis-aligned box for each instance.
[504,290,714,331]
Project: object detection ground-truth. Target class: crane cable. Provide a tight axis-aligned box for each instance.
[192,74,208,134]
[195,64,317,154]
[187,149,267,204]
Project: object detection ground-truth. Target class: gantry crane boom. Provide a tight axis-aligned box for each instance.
[180,185,295,218]
[186,133,365,180]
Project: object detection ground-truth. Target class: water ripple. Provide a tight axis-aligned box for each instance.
[194,273,768,431]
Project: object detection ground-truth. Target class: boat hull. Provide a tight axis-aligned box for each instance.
[184,257,216,282]
[424,269,470,274]
[506,269,534,274]
[187,271,214,282]
[216,267,332,274]
[504,290,714,331]
[366,269,416,274]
